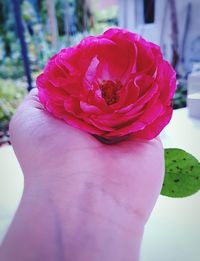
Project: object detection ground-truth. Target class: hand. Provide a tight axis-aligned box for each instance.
[1,88,164,261]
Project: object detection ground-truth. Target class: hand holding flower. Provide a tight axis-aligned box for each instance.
[1,89,164,261]
[1,28,176,261]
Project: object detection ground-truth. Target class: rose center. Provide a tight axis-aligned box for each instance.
[100,80,122,105]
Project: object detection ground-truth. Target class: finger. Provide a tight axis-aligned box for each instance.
[22,88,44,110]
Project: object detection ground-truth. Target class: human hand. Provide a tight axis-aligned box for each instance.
[10,87,164,222]
[2,88,164,261]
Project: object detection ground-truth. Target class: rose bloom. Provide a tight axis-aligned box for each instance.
[36,28,176,140]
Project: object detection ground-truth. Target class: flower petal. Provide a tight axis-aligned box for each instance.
[80,101,102,114]
[133,107,173,139]
[63,114,104,135]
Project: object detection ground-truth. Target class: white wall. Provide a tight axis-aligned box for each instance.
[118,0,200,73]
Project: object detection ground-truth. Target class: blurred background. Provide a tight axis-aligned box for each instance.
[0,0,118,145]
[0,0,200,146]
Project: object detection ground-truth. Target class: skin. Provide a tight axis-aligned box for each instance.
[0,89,164,261]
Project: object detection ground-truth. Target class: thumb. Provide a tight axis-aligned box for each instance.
[21,88,44,110]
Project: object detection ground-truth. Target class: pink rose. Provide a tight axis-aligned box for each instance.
[36,28,176,140]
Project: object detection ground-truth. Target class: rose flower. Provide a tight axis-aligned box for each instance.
[36,28,176,140]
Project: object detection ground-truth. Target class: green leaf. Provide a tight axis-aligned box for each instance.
[161,149,200,198]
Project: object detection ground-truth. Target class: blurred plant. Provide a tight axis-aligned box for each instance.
[90,5,118,35]
[0,0,16,58]
[0,0,119,80]
[172,78,187,109]
[95,5,118,26]
[0,79,27,145]
[0,58,24,79]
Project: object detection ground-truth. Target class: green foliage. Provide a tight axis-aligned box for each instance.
[91,5,118,35]
[161,149,200,197]
[172,78,187,109]
[0,0,119,74]
[0,58,24,79]
[0,0,16,57]
[76,0,85,32]
[22,0,37,23]
[0,79,27,131]
[55,0,65,36]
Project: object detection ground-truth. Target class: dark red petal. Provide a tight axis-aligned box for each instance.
[87,88,113,113]
[64,98,81,114]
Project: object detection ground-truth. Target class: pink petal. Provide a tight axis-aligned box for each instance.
[63,114,103,135]
[80,101,102,114]
[134,74,154,96]
[133,107,173,139]
[104,121,146,137]
[87,118,114,132]
[124,79,140,105]
[157,61,176,102]
[136,95,164,125]
[117,82,158,114]
[92,110,143,128]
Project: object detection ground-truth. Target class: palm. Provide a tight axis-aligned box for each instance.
[10,89,164,225]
